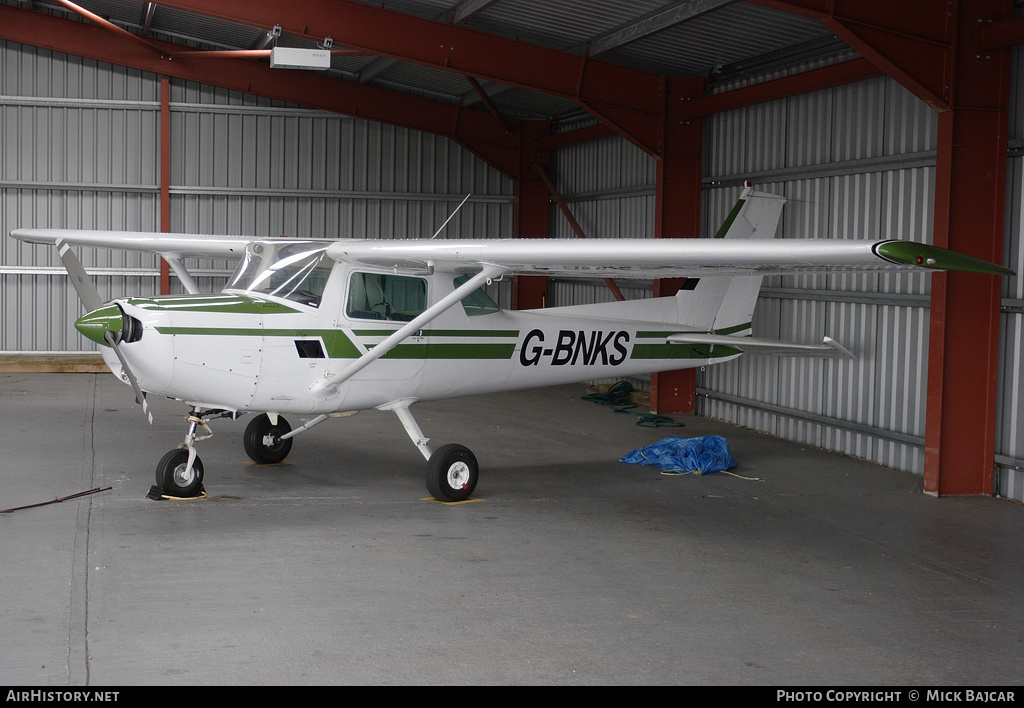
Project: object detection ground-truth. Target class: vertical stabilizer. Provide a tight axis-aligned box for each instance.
[714,185,787,240]
[533,186,787,333]
[676,186,786,333]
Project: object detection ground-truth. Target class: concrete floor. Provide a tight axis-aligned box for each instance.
[1,372,1022,686]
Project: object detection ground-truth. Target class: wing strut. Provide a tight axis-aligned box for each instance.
[310,263,508,399]
[161,253,201,294]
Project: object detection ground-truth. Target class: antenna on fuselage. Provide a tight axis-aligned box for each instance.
[430,193,471,239]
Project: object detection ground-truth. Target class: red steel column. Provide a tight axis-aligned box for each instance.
[512,125,550,310]
[755,0,1013,497]
[651,76,703,414]
[925,0,1012,495]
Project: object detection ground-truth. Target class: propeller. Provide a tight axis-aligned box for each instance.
[103,328,153,425]
[57,238,104,313]
[56,238,154,425]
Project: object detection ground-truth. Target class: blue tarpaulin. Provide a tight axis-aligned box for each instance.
[620,435,738,475]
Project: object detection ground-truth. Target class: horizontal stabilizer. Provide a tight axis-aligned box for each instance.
[666,333,855,359]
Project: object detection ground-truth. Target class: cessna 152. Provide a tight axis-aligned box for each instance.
[10,187,1014,502]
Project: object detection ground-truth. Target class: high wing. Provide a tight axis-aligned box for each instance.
[11,229,343,295]
[324,238,1015,279]
[9,228,327,258]
[13,228,1013,280]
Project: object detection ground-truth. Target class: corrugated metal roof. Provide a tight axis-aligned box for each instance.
[600,2,832,76]
[457,0,674,51]
[2,0,852,122]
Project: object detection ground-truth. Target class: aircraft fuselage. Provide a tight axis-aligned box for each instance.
[86,268,737,416]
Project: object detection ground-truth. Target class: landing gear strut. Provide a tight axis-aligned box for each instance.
[155,448,205,497]
[243,413,293,464]
[154,408,236,498]
[151,402,479,502]
[382,399,480,502]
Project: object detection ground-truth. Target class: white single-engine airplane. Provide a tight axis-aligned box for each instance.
[10,186,1014,501]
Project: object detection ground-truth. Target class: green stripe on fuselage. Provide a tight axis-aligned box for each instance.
[152,327,516,360]
[380,343,516,359]
[352,329,519,338]
[127,293,299,314]
[357,329,520,359]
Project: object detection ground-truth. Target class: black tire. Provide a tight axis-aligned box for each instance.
[426,444,478,502]
[243,413,293,464]
[156,448,205,497]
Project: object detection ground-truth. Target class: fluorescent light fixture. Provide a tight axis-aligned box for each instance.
[270,47,331,70]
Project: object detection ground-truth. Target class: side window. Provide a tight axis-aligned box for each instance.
[454,275,501,316]
[347,272,427,322]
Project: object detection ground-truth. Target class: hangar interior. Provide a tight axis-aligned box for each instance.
[1,0,1022,504]
[2,1,1024,687]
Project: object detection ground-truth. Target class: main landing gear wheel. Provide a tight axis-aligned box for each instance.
[243,413,293,464]
[426,444,479,502]
[156,448,205,498]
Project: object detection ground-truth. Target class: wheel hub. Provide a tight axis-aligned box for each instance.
[173,462,197,487]
[446,461,471,489]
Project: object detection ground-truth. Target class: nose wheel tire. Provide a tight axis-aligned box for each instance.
[244,414,293,464]
[426,444,478,502]
[156,448,205,498]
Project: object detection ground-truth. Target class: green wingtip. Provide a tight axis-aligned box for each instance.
[874,241,1016,277]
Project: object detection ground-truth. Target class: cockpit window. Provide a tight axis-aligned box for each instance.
[224,243,333,307]
[347,272,427,322]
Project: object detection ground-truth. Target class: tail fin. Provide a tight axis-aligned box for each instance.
[538,185,786,332]
[676,186,786,333]
[713,184,787,240]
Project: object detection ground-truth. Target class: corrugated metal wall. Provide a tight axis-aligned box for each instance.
[699,75,940,477]
[1,45,163,352]
[698,68,1023,501]
[997,45,1024,501]
[0,41,515,353]
[545,70,1023,502]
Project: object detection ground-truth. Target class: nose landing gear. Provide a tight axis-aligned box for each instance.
[155,448,205,498]
[153,408,237,498]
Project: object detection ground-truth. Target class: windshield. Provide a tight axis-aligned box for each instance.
[224,243,333,307]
